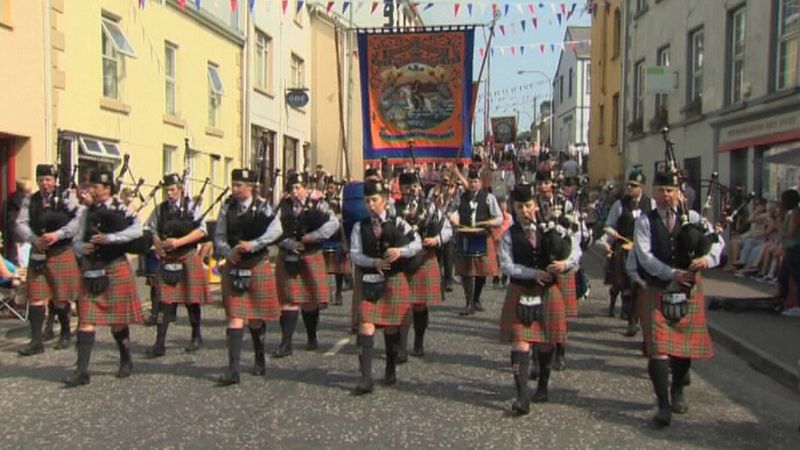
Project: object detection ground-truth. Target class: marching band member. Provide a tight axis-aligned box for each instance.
[16,164,82,354]
[323,176,350,306]
[65,170,144,387]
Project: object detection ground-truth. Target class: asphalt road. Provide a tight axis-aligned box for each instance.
[1,251,798,449]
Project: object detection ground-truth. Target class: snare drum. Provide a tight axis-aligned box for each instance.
[322,238,341,253]
[456,228,488,257]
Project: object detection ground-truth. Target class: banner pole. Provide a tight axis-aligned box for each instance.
[334,25,351,180]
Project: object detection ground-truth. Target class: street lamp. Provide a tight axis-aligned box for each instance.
[517,69,555,151]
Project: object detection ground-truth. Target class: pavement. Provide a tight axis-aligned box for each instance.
[0,254,799,448]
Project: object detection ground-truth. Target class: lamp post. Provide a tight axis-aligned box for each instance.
[517,69,554,151]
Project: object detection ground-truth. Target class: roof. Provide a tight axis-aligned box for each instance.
[566,26,591,58]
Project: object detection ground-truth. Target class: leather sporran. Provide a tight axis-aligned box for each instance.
[83,269,109,295]
[229,268,252,293]
[283,252,304,277]
[161,262,184,287]
[516,295,543,326]
[362,273,386,303]
[661,291,689,323]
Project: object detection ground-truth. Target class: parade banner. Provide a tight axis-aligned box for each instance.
[491,116,517,145]
[357,27,475,163]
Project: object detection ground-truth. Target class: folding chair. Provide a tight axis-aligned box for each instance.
[0,283,28,322]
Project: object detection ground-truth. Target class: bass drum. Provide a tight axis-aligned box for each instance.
[342,182,369,246]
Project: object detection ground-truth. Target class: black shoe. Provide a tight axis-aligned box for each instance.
[671,391,688,414]
[333,294,343,306]
[253,354,266,376]
[63,371,90,388]
[397,348,408,365]
[459,305,475,316]
[217,371,241,386]
[17,342,44,357]
[353,379,374,395]
[383,373,397,386]
[624,323,640,337]
[42,326,55,342]
[531,389,549,403]
[54,335,71,350]
[145,344,165,358]
[652,407,672,427]
[143,314,158,327]
[474,302,485,312]
[116,360,133,378]
[185,337,203,353]
[682,371,691,386]
[272,344,293,358]
[306,340,319,351]
[529,366,539,380]
[511,399,530,416]
[444,282,453,292]
[410,347,424,358]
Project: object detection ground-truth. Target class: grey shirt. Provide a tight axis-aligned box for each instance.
[16,190,84,243]
[213,196,274,258]
[350,211,422,269]
[72,198,143,257]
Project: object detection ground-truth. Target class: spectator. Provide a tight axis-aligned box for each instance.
[3,180,31,265]
[776,189,800,308]
[737,202,784,282]
[725,198,767,272]
[0,232,21,289]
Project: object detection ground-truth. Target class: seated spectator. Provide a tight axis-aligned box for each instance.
[776,189,800,306]
[725,198,767,271]
[0,232,21,289]
[739,203,785,282]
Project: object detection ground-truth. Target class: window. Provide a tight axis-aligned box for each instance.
[636,0,648,13]
[78,136,122,161]
[163,145,176,174]
[586,64,591,96]
[611,93,619,144]
[207,63,223,127]
[224,157,233,186]
[290,53,305,89]
[559,75,564,102]
[165,42,177,115]
[688,28,704,102]
[633,60,645,122]
[776,0,799,90]
[568,68,573,97]
[728,7,746,104]
[598,104,605,143]
[254,31,272,92]
[101,17,136,100]
[656,46,670,112]
[284,136,298,171]
[612,8,621,58]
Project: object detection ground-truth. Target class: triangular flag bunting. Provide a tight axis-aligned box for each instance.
[520,46,525,55]
[504,3,510,16]
[297,0,304,15]
[424,3,433,11]
[510,46,515,56]
[326,1,334,14]
[467,3,473,16]
[499,25,505,36]
[454,3,460,17]
[249,0,255,13]
[529,4,535,15]
[520,20,526,32]
[343,1,351,14]
[479,48,485,58]
[139,0,145,9]
[230,0,237,12]
[567,3,577,20]
[371,2,379,14]
[561,3,567,14]
[195,0,201,11]
[557,13,562,24]
[532,18,538,28]
[492,3,497,18]
[540,44,545,53]
[178,0,187,10]
[282,0,289,14]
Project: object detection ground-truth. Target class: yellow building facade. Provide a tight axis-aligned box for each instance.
[53,0,244,213]
[588,0,623,188]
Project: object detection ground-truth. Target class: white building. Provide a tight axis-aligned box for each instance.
[552,26,591,157]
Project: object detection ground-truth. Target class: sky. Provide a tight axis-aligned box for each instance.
[415,1,592,138]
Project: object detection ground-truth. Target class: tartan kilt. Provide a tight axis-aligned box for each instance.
[637,276,713,359]
[26,246,81,304]
[454,236,500,277]
[323,249,352,275]
[275,250,331,307]
[604,246,631,292]
[406,249,443,306]
[500,282,567,344]
[78,257,143,326]
[557,269,579,317]
[222,258,280,321]
[156,251,212,305]
[359,272,412,327]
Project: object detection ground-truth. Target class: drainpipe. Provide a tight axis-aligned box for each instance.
[619,0,630,177]
[43,0,53,163]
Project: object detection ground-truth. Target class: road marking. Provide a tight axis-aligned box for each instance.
[324,337,351,357]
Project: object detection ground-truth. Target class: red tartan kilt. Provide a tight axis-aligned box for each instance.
[323,250,352,275]
[454,236,500,277]
[557,269,579,317]
[604,246,630,291]
[26,247,81,304]
[156,251,212,305]
[637,276,713,359]
[222,259,280,321]
[359,272,412,327]
[78,257,143,326]
[407,249,442,305]
[500,282,567,344]
[275,250,331,306]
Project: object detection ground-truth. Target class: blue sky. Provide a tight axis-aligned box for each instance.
[416,1,591,137]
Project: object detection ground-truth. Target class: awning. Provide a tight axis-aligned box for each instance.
[763,142,800,166]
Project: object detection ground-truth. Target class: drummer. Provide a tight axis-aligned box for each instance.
[448,166,503,316]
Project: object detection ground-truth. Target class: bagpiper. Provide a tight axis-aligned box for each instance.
[213,168,281,385]
[65,170,144,387]
[499,182,571,415]
[631,169,723,427]
[534,169,582,371]
[350,180,421,394]
[395,172,452,360]
[448,166,503,316]
[143,173,211,357]
[263,171,339,357]
[16,164,82,355]
[323,176,350,306]
[427,167,459,292]
[600,167,655,336]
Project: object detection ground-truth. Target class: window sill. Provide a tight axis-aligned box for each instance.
[764,86,800,104]
[254,86,274,98]
[205,126,225,138]
[100,97,131,115]
[717,102,746,117]
[0,19,12,30]
[290,105,307,114]
[163,114,186,128]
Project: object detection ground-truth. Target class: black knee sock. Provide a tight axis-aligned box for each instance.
[249,324,265,358]
[511,350,531,402]
[384,331,399,379]
[398,326,409,355]
[186,304,202,339]
[537,349,554,393]
[75,331,95,374]
[462,276,475,307]
[670,357,691,394]
[335,275,344,295]
[357,333,374,382]
[413,309,428,351]
[474,277,486,304]
[648,359,670,409]
[155,303,171,347]
[28,305,46,346]
[301,309,319,344]
[226,328,244,375]
[280,310,299,347]
[112,327,131,363]
[556,343,566,359]
[55,303,71,338]
[45,300,55,330]
[149,285,159,316]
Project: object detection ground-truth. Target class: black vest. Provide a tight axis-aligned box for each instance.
[157,199,196,240]
[637,208,681,283]
[225,198,271,252]
[359,215,410,274]
[458,189,490,227]
[84,199,134,262]
[278,198,329,252]
[617,195,652,240]
[28,191,74,244]
[509,223,566,287]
